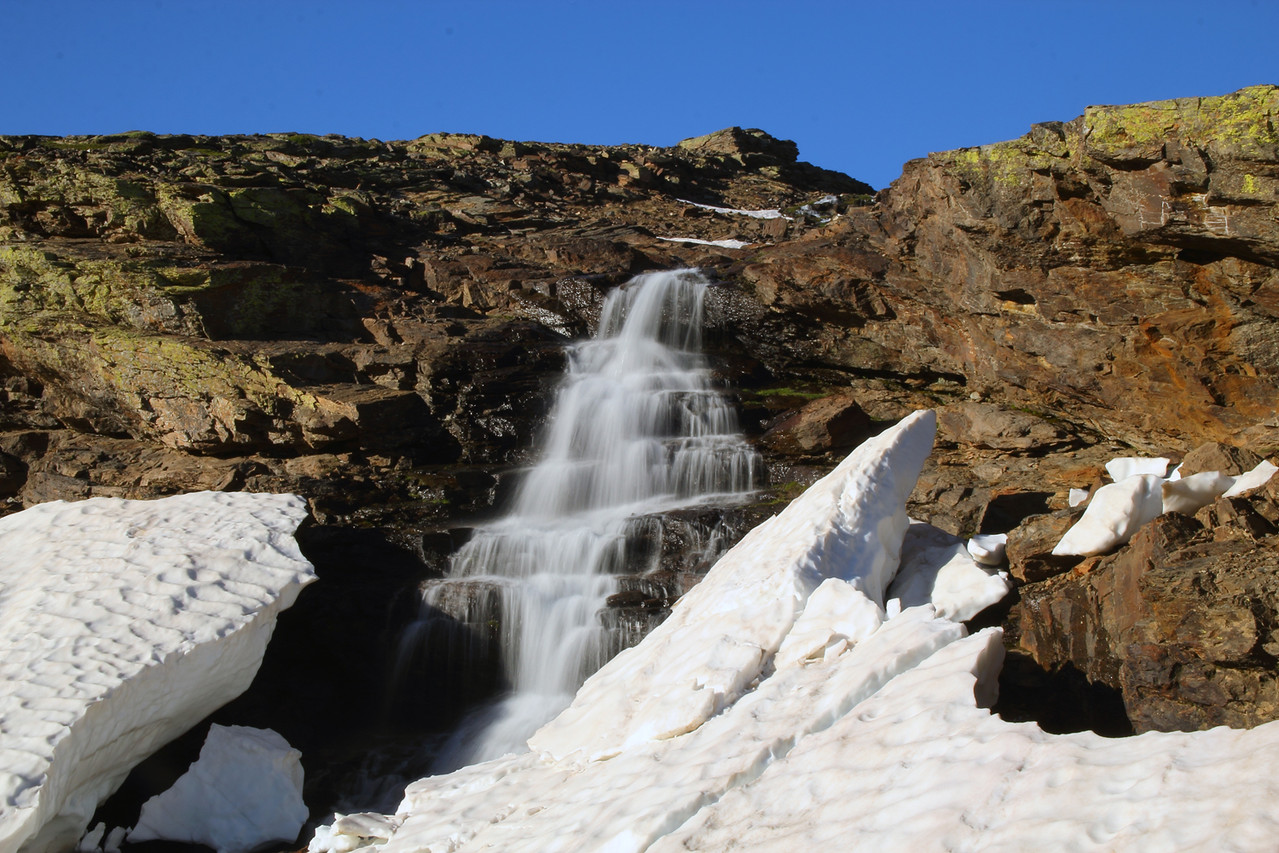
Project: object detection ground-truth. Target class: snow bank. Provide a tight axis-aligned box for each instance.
[0,492,314,853]
[676,199,789,219]
[654,628,1279,852]
[128,725,307,853]
[312,414,1279,852]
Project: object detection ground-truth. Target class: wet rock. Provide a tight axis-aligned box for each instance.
[0,450,26,497]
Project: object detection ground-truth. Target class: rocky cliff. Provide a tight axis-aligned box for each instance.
[4,87,1279,815]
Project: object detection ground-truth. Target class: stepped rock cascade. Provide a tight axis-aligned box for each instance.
[421,269,761,767]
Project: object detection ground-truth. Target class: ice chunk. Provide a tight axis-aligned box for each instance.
[1223,459,1279,497]
[965,532,1007,567]
[1069,487,1090,507]
[1105,456,1170,482]
[128,725,307,853]
[890,522,1009,621]
[75,823,105,853]
[773,578,882,669]
[1162,470,1234,515]
[0,492,315,853]
[528,410,937,761]
[1052,473,1165,556]
[308,813,402,853]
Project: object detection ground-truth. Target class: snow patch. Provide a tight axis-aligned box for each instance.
[1105,456,1170,482]
[656,236,754,249]
[1224,459,1279,497]
[676,199,790,220]
[309,417,1279,853]
[1053,473,1166,556]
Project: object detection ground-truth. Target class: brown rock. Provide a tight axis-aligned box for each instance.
[1177,441,1265,477]
[1004,509,1084,582]
[761,392,871,456]
[1015,500,1279,733]
[676,128,800,163]
[936,403,1074,453]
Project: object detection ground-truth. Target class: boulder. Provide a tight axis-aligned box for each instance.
[761,391,871,455]
[1177,441,1265,477]
[1014,482,1279,733]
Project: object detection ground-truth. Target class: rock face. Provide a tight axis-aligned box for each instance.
[0,128,866,520]
[4,89,1279,811]
[1011,475,1279,733]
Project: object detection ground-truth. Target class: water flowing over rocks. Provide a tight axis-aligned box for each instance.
[4,86,1279,842]
[410,269,761,769]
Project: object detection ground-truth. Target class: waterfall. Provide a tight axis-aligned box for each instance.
[420,268,761,769]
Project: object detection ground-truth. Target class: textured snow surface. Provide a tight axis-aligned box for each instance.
[652,630,1279,853]
[128,724,307,853]
[311,414,1279,851]
[0,492,314,853]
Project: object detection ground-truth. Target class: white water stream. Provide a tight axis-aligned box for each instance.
[424,269,760,769]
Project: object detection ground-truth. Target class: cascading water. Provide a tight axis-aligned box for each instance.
[416,268,761,769]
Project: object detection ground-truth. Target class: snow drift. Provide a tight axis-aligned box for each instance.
[0,491,315,853]
[311,410,1279,852]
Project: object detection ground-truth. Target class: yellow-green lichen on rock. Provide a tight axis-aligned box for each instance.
[11,321,325,448]
[935,124,1079,196]
[0,245,198,335]
[1085,85,1279,163]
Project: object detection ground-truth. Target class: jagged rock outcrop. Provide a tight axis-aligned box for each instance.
[1011,473,1279,733]
[729,85,1279,451]
[0,128,867,520]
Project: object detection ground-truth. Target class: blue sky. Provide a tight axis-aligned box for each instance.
[5,1,1277,188]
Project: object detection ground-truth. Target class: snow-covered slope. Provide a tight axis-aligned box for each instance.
[312,409,1279,852]
[0,492,315,853]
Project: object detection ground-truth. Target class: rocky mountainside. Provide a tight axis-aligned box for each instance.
[4,86,1279,814]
